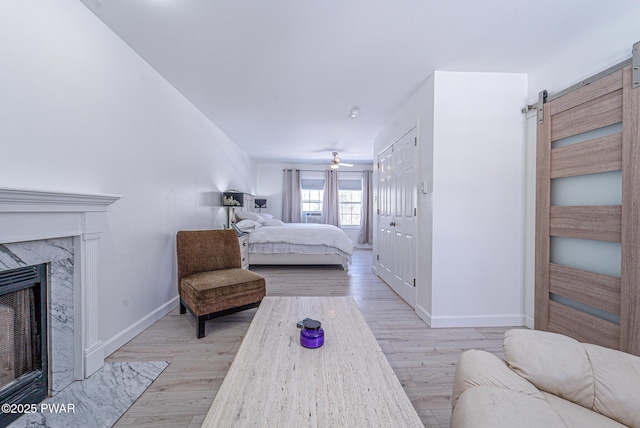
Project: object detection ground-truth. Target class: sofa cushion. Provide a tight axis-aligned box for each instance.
[451,386,567,428]
[585,343,640,428]
[541,392,627,428]
[180,269,266,315]
[452,350,543,410]
[503,329,593,409]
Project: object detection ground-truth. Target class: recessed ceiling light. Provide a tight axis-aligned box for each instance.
[349,107,359,118]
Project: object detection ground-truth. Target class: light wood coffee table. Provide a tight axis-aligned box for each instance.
[202,296,423,427]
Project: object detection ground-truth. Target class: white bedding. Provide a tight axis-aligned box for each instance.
[248,223,354,260]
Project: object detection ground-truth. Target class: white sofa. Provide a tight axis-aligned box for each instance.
[451,329,640,428]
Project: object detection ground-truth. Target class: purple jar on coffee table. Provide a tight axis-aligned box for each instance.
[300,319,324,349]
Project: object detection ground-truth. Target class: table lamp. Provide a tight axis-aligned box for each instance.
[222,191,244,227]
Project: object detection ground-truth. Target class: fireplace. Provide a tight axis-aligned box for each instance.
[0,264,48,427]
[0,187,120,396]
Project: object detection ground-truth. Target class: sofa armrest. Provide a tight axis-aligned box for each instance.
[452,349,543,411]
[504,328,640,427]
[584,343,640,428]
[503,329,594,408]
[451,386,566,428]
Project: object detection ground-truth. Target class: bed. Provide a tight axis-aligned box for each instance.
[233,210,354,270]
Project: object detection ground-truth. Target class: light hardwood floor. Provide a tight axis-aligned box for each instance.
[109,250,512,427]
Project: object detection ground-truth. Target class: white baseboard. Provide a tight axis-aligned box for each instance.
[524,314,534,329]
[428,313,526,328]
[102,296,179,358]
[83,340,105,378]
[415,304,432,327]
[414,304,528,329]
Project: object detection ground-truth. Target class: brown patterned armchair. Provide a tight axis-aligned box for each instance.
[176,229,266,338]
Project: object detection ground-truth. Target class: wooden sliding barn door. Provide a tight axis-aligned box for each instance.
[535,64,640,355]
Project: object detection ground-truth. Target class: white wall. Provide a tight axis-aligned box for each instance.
[255,162,373,245]
[523,8,640,327]
[430,71,527,327]
[374,71,528,328]
[527,9,640,101]
[373,74,435,317]
[0,2,256,356]
[255,162,290,221]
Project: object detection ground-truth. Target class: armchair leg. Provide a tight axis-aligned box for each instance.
[197,316,206,339]
[183,300,261,339]
[179,300,186,314]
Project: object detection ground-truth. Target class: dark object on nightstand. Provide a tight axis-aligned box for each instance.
[176,229,266,338]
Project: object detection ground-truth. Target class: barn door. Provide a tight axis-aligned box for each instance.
[535,62,640,355]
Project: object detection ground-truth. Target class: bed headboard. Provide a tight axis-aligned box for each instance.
[230,193,255,224]
[239,194,255,214]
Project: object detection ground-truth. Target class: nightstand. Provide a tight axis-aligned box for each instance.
[238,234,249,269]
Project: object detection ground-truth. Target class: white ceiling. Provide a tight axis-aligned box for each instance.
[80,0,639,165]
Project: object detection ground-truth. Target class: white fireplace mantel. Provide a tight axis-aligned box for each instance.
[0,187,121,212]
[0,187,121,379]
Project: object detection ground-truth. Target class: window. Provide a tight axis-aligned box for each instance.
[300,174,363,226]
[339,179,362,226]
[301,178,324,224]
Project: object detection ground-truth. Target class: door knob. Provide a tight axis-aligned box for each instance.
[389,221,396,227]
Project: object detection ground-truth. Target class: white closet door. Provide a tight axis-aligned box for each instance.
[377,127,417,307]
[377,144,395,287]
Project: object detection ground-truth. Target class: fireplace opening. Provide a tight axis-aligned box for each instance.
[0,264,48,427]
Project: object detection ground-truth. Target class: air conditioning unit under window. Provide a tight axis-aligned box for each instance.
[304,212,322,224]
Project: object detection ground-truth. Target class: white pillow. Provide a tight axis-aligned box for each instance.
[263,218,285,227]
[235,210,265,223]
[235,219,262,231]
[258,213,274,219]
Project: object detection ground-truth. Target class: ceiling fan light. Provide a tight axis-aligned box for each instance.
[330,163,339,169]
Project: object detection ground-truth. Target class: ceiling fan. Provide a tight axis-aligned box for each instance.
[329,152,353,169]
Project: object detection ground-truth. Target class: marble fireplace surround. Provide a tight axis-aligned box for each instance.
[0,188,120,394]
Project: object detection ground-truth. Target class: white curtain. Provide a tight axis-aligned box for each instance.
[357,170,373,244]
[322,169,340,226]
[282,169,302,223]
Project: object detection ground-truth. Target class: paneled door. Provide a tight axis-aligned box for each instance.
[377,127,418,307]
[535,64,640,355]
[377,144,395,288]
